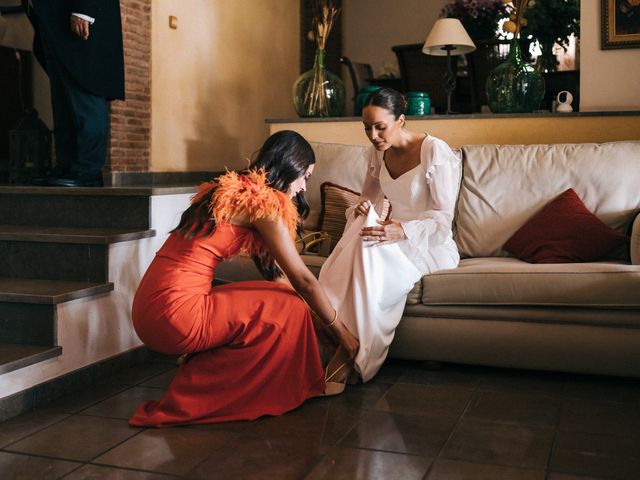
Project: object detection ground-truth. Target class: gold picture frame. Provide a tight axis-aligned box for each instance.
[602,0,640,49]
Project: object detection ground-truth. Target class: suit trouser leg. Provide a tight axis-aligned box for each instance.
[37,33,109,175]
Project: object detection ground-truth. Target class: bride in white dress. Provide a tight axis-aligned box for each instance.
[319,88,461,383]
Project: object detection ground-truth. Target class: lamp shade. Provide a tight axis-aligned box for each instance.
[422,18,476,56]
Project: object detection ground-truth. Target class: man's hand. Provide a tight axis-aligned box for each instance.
[70,15,90,40]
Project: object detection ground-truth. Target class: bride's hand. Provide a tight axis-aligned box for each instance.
[361,220,406,243]
[354,200,372,218]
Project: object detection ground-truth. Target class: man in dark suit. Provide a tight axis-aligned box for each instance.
[27,0,124,187]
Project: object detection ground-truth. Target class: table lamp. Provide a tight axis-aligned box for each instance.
[422,18,476,114]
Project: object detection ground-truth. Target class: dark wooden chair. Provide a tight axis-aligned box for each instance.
[340,56,374,112]
[392,43,458,114]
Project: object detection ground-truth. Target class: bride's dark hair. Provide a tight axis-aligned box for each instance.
[363,87,408,119]
[172,130,315,279]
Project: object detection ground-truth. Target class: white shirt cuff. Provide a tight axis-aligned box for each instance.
[72,13,95,24]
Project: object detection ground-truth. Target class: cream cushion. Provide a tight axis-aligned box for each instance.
[307,142,369,228]
[422,257,640,308]
[454,141,640,258]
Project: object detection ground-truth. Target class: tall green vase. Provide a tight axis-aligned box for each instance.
[485,38,545,113]
[293,49,345,117]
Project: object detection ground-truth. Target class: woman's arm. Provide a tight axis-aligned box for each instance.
[347,151,385,220]
[253,217,359,357]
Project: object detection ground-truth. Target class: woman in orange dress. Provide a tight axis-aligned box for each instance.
[129,131,358,427]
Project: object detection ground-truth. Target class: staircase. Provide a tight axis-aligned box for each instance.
[0,184,193,413]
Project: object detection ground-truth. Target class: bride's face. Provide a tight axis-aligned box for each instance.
[287,164,315,198]
[362,106,404,151]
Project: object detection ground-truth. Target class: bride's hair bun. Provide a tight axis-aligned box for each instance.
[363,88,407,119]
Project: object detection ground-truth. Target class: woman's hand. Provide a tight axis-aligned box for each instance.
[354,200,372,218]
[360,219,406,244]
[331,319,359,361]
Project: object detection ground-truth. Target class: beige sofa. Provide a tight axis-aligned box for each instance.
[218,140,640,378]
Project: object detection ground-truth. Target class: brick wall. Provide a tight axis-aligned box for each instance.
[108,0,151,172]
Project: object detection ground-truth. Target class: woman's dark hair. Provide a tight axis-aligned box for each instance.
[172,130,316,280]
[363,87,408,119]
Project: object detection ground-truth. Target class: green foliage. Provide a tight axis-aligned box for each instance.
[520,0,580,70]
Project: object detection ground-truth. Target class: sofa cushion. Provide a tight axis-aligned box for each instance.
[318,182,391,251]
[503,188,629,263]
[306,142,370,228]
[455,141,640,259]
[422,257,640,308]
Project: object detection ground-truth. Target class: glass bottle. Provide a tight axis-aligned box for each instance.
[293,49,345,117]
[485,37,545,113]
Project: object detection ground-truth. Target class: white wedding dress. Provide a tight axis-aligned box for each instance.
[319,135,461,382]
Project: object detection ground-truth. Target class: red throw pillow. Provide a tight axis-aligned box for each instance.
[503,188,629,263]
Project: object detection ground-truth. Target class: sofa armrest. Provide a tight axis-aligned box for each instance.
[631,212,640,265]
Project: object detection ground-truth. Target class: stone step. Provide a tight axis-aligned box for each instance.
[0,278,114,345]
[0,277,114,304]
[0,343,62,375]
[0,225,156,244]
[0,225,155,282]
[0,185,191,231]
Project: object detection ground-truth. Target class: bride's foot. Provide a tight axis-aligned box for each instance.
[323,346,353,396]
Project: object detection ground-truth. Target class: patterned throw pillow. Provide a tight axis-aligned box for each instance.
[318,182,391,251]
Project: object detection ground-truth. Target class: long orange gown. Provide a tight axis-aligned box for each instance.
[128,171,325,427]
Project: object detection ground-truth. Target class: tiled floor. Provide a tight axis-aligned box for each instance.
[1,356,639,479]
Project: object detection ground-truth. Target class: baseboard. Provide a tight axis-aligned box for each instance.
[105,171,223,187]
[0,346,155,422]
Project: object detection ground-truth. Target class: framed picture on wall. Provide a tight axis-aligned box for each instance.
[602,0,640,49]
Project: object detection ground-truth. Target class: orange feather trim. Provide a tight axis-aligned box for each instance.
[210,169,299,257]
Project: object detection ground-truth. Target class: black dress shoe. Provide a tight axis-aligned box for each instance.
[48,171,104,187]
[29,166,69,186]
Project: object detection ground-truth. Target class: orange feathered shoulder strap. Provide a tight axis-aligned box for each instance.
[209,169,299,255]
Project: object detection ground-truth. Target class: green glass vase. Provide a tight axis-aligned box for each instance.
[293,49,345,117]
[485,38,545,113]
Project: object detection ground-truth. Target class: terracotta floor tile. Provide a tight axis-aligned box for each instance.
[551,430,640,479]
[558,399,640,438]
[441,418,554,469]
[102,361,175,387]
[46,383,130,414]
[340,410,457,456]
[139,369,177,389]
[5,416,139,462]
[78,386,165,420]
[464,390,561,427]
[477,369,566,397]
[188,433,327,480]
[561,375,640,404]
[62,463,177,479]
[93,427,232,476]
[547,473,610,480]
[303,446,432,480]
[314,382,391,411]
[0,451,80,479]
[252,400,363,446]
[371,383,474,417]
[397,363,482,388]
[0,409,69,448]
[426,458,545,480]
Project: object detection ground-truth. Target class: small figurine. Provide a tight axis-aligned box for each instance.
[556,90,574,113]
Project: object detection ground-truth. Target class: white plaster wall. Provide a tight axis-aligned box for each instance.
[0,193,191,399]
[579,0,640,111]
[342,0,448,78]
